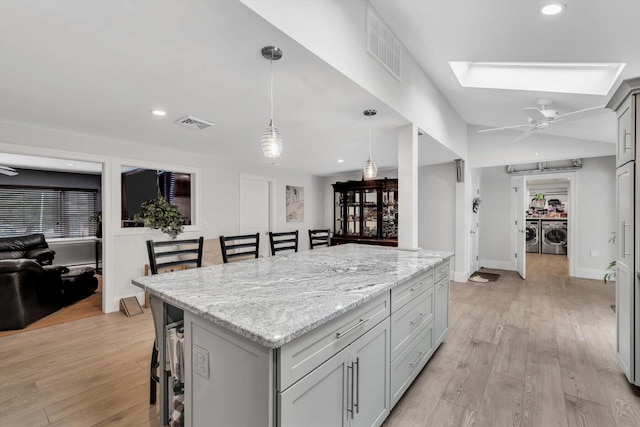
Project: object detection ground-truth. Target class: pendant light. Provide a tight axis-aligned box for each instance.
[261,46,283,158]
[363,109,378,179]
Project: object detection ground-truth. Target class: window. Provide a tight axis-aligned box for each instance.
[121,167,192,226]
[0,186,97,238]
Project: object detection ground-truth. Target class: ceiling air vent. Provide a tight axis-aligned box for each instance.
[175,116,215,130]
[366,4,401,81]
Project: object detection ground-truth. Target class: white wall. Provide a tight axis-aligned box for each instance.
[478,156,616,279]
[418,162,456,252]
[0,122,325,313]
[574,156,616,279]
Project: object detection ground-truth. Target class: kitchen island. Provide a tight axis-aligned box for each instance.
[133,244,453,427]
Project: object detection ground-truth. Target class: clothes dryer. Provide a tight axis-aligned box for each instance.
[541,220,568,255]
[526,219,540,253]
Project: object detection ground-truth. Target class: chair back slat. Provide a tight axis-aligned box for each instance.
[269,231,299,256]
[219,233,260,263]
[308,229,330,249]
[146,237,204,275]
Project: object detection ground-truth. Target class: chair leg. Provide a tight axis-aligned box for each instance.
[150,340,159,405]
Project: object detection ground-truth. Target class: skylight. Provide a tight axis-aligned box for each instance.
[449,62,626,95]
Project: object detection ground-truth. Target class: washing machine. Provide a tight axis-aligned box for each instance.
[541,220,568,255]
[526,219,540,253]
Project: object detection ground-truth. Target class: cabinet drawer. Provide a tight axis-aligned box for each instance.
[435,260,450,283]
[278,293,390,391]
[391,269,434,313]
[390,321,434,408]
[391,286,434,360]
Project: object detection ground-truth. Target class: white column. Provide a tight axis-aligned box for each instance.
[453,160,472,282]
[398,123,419,250]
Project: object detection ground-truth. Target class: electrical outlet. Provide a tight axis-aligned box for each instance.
[193,344,209,379]
[202,222,208,229]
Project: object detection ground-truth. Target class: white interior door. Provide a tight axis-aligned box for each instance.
[240,174,275,258]
[513,176,526,279]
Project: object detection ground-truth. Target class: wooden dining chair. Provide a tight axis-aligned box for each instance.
[219,233,260,263]
[146,237,204,405]
[308,229,331,249]
[268,230,299,256]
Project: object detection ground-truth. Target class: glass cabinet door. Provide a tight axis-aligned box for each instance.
[362,188,378,238]
[346,190,360,237]
[382,187,398,239]
[334,191,344,236]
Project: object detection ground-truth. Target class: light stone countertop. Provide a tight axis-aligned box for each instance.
[132,244,453,348]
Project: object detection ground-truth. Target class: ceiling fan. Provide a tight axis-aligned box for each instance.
[0,165,19,176]
[478,98,605,141]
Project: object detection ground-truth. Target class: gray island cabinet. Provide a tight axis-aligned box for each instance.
[133,244,452,427]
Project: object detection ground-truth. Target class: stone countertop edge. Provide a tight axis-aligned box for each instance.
[132,245,453,348]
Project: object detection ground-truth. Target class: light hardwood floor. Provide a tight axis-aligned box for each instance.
[1,255,639,426]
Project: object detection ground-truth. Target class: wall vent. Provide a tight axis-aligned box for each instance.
[367,4,401,81]
[175,116,215,130]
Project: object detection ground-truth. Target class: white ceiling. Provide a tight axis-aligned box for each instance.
[1,0,638,176]
[371,0,640,144]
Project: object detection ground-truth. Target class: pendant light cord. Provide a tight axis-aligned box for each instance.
[368,114,372,157]
[270,55,274,121]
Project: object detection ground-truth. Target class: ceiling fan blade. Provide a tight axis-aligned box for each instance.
[0,165,18,176]
[523,107,547,121]
[553,105,605,121]
[514,128,536,142]
[478,124,531,133]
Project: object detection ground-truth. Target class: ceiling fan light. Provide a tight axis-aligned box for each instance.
[540,2,565,15]
[261,119,283,158]
[363,156,378,180]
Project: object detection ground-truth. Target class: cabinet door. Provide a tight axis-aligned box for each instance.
[350,318,390,427]
[279,346,349,427]
[435,277,449,346]
[616,161,634,382]
[617,96,634,167]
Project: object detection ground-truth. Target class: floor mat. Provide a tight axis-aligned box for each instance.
[470,272,501,282]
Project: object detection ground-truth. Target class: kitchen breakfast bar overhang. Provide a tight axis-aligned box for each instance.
[133,243,453,427]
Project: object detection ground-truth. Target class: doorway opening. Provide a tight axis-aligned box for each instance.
[522,172,575,278]
[0,152,105,335]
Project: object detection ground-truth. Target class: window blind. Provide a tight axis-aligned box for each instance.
[0,187,97,238]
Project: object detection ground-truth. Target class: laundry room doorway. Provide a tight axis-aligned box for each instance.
[520,172,576,278]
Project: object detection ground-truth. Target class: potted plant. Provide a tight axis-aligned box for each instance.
[133,197,184,238]
[89,211,102,238]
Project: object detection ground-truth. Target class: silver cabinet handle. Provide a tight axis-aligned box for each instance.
[625,130,632,150]
[624,221,631,257]
[409,351,424,368]
[336,318,369,339]
[346,362,354,418]
[410,312,425,326]
[354,357,360,414]
[409,281,424,292]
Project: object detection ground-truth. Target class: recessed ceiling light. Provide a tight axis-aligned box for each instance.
[540,3,565,15]
[150,109,166,116]
[338,159,345,163]
[66,163,75,166]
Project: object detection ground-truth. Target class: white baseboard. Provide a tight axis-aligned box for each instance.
[453,271,470,283]
[574,267,609,281]
[478,259,514,271]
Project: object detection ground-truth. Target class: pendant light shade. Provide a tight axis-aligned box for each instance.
[363,156,378,180]
[261,46,283,158]
[363,109,378,179]
[261,119,283,158]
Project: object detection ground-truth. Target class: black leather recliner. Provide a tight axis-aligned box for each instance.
[0,233,56,265]
[0,259,66,330]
